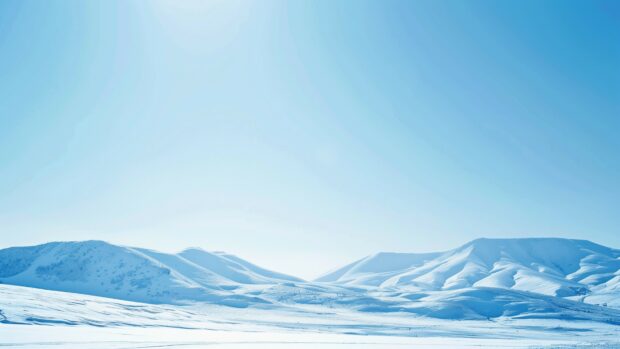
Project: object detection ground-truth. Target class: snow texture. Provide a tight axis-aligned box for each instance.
[2,238,620,347]
[318,238,620,307]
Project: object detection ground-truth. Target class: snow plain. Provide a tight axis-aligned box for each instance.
[2,238,620,348]
[2,283,620,348]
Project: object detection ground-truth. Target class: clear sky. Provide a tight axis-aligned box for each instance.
[0,0,619,279]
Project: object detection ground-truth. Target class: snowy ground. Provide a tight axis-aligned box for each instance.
[3,324,618,349]
[2,284,620,348]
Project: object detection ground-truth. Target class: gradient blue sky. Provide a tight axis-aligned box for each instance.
[1,0,619,279]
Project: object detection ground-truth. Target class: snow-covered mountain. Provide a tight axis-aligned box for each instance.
[316,252,443,285]
[318,238,620,306]
[0,240,301,305]
[2,237,620,320]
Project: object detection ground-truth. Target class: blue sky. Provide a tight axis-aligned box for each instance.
[0,0,618,279]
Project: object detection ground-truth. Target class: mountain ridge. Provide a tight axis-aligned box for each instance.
[2,237,620,313]
[319,237,620,308]
[0,240,299,305]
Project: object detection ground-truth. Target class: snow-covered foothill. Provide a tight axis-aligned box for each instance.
[0,241,298,305]
[320,238,620,307]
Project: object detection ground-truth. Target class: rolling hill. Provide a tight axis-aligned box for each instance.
[317,238,620,307]
[1,237,620,321]
[0,240,300,305]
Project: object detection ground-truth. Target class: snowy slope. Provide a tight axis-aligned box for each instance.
[316,252,442,286]
[179,248,301,284]
[2,282,620,333]
[2,238,620,316]
[0,241,299,305]
[319,238,620,303]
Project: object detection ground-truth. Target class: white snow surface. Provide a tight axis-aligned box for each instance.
[0,240,300,305]
[319,238,620,306]
[1,283,620,348]
[2,238,620,347]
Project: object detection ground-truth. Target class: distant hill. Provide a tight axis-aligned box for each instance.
[317,238,620,307]
[2,237,620,318]
[0,240,300,305]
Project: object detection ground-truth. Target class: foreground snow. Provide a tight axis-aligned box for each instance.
[1,284,620,348]
[3,324,617,349]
